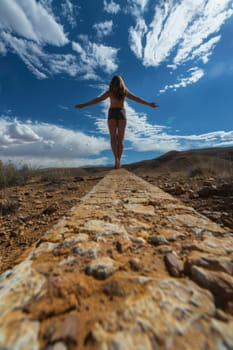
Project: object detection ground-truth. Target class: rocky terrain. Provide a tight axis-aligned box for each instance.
[0,146,232,349]
[1,148,232,275]
[0,168,233,350]
[0,169,103,274]
[128,146,233,232]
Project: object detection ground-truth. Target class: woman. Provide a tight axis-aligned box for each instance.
[75,75,158,169]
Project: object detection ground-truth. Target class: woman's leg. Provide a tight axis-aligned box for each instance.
[117,119,127,166]
[108,119,120,168]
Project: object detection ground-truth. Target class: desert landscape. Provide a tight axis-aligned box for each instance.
[0,146,233,349]
[1,146,232,275]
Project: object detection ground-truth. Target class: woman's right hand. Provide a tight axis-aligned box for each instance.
[149,102,159,108]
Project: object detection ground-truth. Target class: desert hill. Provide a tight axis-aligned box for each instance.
[124,146,233,177]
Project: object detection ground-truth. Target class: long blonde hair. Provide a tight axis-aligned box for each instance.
[109,75,127,99]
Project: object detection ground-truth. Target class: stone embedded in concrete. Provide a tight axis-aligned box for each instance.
[82,219,128,237]
[150,234,169,246]
[157,227,186,241]
[167,213,225,234]
[164,252,184,277]
[85,257,117,280]
[0,260,46,319]
[123,203,155,216]
[187,265,233,309]
[183,235,233,255]
[0,260,46,349]
[73,241,100,258]
[87,279,217,350]
[0,312,40,350]
[184,251,233,275]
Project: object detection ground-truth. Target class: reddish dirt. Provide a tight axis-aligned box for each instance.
[0,173,103,274]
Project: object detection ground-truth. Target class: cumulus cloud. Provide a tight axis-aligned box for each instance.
[0,0,83,79]
[103,0,120,14]
[72,38,118,80]
[0,0,120,80]
[93,20,113,39]
[0,0,68,45]
[0,117,109,168]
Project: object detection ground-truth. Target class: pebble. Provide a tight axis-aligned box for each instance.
[85,257,116,280]
[150,235,169,246]
[129,258,143,271]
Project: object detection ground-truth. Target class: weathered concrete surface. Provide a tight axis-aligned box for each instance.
[0,169,233,350]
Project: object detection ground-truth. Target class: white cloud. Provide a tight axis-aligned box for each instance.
[0,0,119,82]
[103,0,120,14]
[38,0,53,14]
[2,32,79,79]
[0,118,42,146]
[159,67,205,94]
[126,0,149,17]
[0,117,110,168]
[0,0,84,79]
[95,101,233,153]
[72,39,119,80]
[0,41,7,55]
[61,0,78,28]
[0,0,68,46]
[189,35,221,64]
[93,21,113,39]
[128,0,233,90]
[129,18,147,59]
[144,0,232,68]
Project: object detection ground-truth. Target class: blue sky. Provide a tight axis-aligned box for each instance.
[0,0,233,168]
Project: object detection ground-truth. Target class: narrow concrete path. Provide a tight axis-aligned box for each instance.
[0,169,232,350]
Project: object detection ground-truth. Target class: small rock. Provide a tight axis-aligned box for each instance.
[164,252,184,277]
[103,280,126,297]
[73,241,100,259]
[167,184,185,195]
[85,257,116,280]
[43,203,59,215]
[131,237,146,244]
[187,265,233,309]
[150,235,169,246]
[116,239,132,253]
[155,246,173,254]
[129,258,143,271]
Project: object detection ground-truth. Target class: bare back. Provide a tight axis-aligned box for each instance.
[109,91,126,108]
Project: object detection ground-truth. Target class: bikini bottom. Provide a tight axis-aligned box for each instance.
[108,107,126,120]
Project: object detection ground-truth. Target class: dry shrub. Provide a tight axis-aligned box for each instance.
[0,199,20,215]
[0,161,32,188]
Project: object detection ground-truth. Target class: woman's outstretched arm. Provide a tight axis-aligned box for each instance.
[126,91,158,108]
[74,91,109,108]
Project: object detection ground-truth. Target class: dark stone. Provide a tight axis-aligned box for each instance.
[150,235,169,246]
